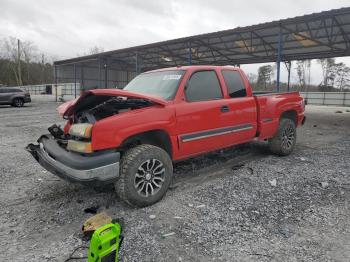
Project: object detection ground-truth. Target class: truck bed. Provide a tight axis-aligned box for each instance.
[253,91,304,140]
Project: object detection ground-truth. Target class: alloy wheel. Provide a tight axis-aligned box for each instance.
[134,159,165,197]
[281,124,295,150]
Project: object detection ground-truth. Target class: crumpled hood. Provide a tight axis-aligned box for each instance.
[57,89,168,117]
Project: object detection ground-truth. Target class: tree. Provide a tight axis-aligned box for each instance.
[22,41,38,83]
[318,58,335,88]
[295,61,306,90]
[333,62,350,90]
[0,36,53,86]
[257,65,273,89]
[246,73,257,84]
[88,46,104,55]
[295,60,311,91]
[1,37,23,85]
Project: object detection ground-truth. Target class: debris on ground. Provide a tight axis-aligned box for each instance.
[196,204,206,209]
[320,181,329,189]
[188,203,193,207]
[149,214,156,219]
[84,206,100,214]
[246,166,254,175]
[277,226,293,238]
[268,179,277,187]
[82,212,112,233]
[231,164,245,171]
[173,216,183,219]
[335,110,343,113]
[161,232,176,238]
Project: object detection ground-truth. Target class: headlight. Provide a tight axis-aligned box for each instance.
[67,140,92,153]
[69,124,93,138]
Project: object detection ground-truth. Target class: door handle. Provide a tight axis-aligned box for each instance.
[221,105,229,113]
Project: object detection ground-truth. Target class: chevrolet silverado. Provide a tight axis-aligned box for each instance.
[27,65,305,207]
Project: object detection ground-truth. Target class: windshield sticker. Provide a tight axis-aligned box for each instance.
[162,75,182,80]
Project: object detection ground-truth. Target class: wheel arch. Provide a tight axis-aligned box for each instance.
[120,129,173,158]
[12,96,24,103]
[280,110,297,125]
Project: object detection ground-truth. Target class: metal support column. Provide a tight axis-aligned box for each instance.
[54,65,58,102]
[188,41,192,65]
[135,52,139,75]
[99,58,102,88]
[81,65,84,92]
[276,26,283,92]
[104,60,108,88]
[74,64,77,98]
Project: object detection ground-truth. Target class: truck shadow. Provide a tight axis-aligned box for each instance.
[171,142,271,187]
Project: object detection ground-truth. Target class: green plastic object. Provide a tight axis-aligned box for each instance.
[88,222,122,262]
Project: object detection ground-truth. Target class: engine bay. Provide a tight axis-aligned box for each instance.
[73,94,154,124]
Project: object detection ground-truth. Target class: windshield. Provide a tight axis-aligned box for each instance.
[123,70,184,100]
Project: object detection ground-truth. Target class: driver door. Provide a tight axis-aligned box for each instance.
[175,70,232,158]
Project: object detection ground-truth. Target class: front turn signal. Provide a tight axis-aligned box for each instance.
[67,140,93,153]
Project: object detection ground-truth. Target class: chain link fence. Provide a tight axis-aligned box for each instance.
[18,83,81,102]
[301,92,350,106]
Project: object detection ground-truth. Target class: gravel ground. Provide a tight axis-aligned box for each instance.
[0,102,349,262]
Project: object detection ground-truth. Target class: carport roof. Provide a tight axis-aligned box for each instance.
[54,7,350,70]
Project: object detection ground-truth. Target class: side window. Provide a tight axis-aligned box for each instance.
[222,70,247,98]
[185,71,223,102]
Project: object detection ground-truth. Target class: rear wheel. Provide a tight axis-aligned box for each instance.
[12,98,24,107]
[268,118,296,156]
[115,144,173,207]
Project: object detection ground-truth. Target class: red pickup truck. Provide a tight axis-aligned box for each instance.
[27,65,305,207]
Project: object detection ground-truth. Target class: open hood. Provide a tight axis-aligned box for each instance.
[57,89,168,117]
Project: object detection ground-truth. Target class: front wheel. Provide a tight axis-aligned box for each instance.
[12,98,24,107]
[115,144,173,207]
[268,118,296,156]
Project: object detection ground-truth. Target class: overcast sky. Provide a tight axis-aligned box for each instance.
[1,0,350,84]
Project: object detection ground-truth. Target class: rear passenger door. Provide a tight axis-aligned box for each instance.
[0,88,10,103]
[175,70,235,157]
[220,70,257,144]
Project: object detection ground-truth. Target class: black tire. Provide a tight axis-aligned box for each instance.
[115,144,173,207]
[268,118,296,156]
[12,98,24,107]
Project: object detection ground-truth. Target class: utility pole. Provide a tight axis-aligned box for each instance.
[17,39,22,86]
[307,60,311,92]
[41,53,45,84]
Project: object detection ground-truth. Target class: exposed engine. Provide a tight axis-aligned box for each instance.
[72,95,154,124]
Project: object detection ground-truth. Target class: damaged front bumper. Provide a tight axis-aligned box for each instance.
[26,135,120,186]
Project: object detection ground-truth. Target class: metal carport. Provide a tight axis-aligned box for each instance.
[54,7,350,93]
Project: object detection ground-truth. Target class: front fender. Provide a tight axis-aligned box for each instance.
[91,106,176,151]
